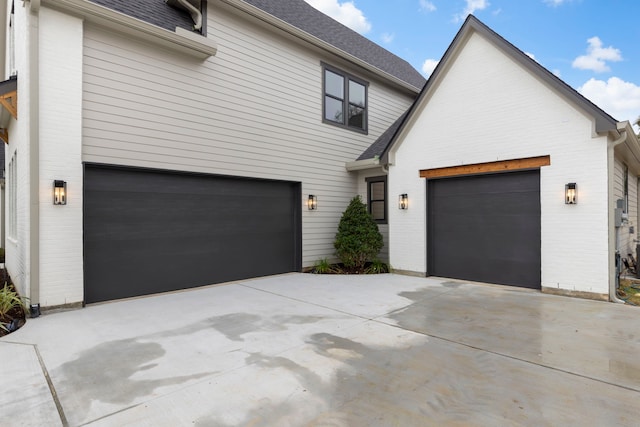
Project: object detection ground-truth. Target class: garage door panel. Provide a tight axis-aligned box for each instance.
[84,165,301,303]
[428,170,541,289]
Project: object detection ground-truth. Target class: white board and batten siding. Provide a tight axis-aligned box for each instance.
[81,4,415,268]
[389,31,611,296]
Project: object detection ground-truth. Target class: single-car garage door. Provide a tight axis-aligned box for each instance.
[84,165,301,303]
[427,169,541,289]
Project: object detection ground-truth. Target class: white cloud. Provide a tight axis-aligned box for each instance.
[381,32,395,44]
[544,0,571,6]
[572,36,622,73]
[454,0,490,22]
[304,0,372,34]
[422,59,439,76]
[525,52,536,61]
[579,77,640,126]
[419,0,436,12]
[552,69,562,78]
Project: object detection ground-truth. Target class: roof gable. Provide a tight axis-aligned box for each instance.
[375,15,619,163]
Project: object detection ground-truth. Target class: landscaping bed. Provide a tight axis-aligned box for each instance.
[0,269,27,337]
[619,278,640,306]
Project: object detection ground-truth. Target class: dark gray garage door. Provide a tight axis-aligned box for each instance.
[84,165,301,303]
[427,170,541,289]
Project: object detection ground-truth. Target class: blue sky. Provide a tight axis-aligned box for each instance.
[304,0,640,128]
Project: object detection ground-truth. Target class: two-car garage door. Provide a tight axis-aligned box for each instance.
[427,170,541,289]
[84,165,301,303]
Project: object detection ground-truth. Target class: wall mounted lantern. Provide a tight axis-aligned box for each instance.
[307,194,317,210]
[53,180,67,205]
[565,183,577,204]
[399,193,408,210]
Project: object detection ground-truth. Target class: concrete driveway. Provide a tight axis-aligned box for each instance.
[2,273,639,426]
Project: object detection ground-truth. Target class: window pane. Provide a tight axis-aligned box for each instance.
[348,105,364,129]
[325,70,344,99]
[371,201,385,221]
[325,96,344,123]
[349,80,365,106]
[371,182,385,200]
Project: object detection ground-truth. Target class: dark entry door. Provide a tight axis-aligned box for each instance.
[84,165,301,303]
[427,170,541,289]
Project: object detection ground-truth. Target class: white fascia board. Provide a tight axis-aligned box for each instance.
[220,0,420,94]
[345,158,381,172]
[615,121,640,175]
[41,0,217,59]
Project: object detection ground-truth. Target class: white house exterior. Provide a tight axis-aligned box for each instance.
[380,16,640,301]
[1,0,423,308]
[3,3,637,308]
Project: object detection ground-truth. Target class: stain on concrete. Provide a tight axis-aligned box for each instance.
[200,332,638,426]
[150,313,331,342]
[441,281,462,288]
[55,337,210,425]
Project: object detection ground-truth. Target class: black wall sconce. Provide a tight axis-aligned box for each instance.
[399,193,408,210]
[308,194,317,210]
[565,183,577,204]
[54,180,67,205]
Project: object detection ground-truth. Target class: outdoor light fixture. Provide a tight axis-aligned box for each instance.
[565,183,577,204]
[399,193,408,210]
[53,180,67,205]
[308,194,317,210]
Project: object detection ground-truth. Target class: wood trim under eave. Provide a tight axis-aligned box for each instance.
[0,90,17,120]
[420,155,551,179]
[0,128,8,144]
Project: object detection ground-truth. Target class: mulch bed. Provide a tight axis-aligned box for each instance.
[619,278,640,306]
[0,269,27,337]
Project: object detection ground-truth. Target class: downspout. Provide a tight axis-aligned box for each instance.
[608,128,627,303]
[28,0,40,314]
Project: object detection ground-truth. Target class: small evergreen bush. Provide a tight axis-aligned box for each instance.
[334,196,383,270]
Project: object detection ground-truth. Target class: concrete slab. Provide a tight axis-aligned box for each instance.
[2,273,640,426]
[0,342,62,427]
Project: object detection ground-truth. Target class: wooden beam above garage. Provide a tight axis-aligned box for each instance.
[0,89,17,120]
[420,155,551,179]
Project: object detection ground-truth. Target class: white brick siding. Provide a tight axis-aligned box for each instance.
[37,7,84,306]
[389,31,610,295]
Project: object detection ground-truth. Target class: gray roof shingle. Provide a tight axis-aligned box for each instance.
[242,0,426,90]
[357,110,409,161]
[88,0,194,32]
[86,0,426,90]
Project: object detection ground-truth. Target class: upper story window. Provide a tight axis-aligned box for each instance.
[323,64,368,133]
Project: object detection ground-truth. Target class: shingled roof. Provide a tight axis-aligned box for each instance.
[357,110,410,161]
[242,0,426,90]
[88,0,195,32]
[87,0,426,90]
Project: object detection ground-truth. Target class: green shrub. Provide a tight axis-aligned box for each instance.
[334,196,383,270]
[364,259,389,274]
[0,282,27,333]
[313,258,337,274]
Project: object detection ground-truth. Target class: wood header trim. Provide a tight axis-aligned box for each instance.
[0,89,17,120]
[420,155,551,179]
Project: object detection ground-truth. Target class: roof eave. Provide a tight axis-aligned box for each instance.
[345,157,381,172]
[41,0,217,59]
[220,0,421,94]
